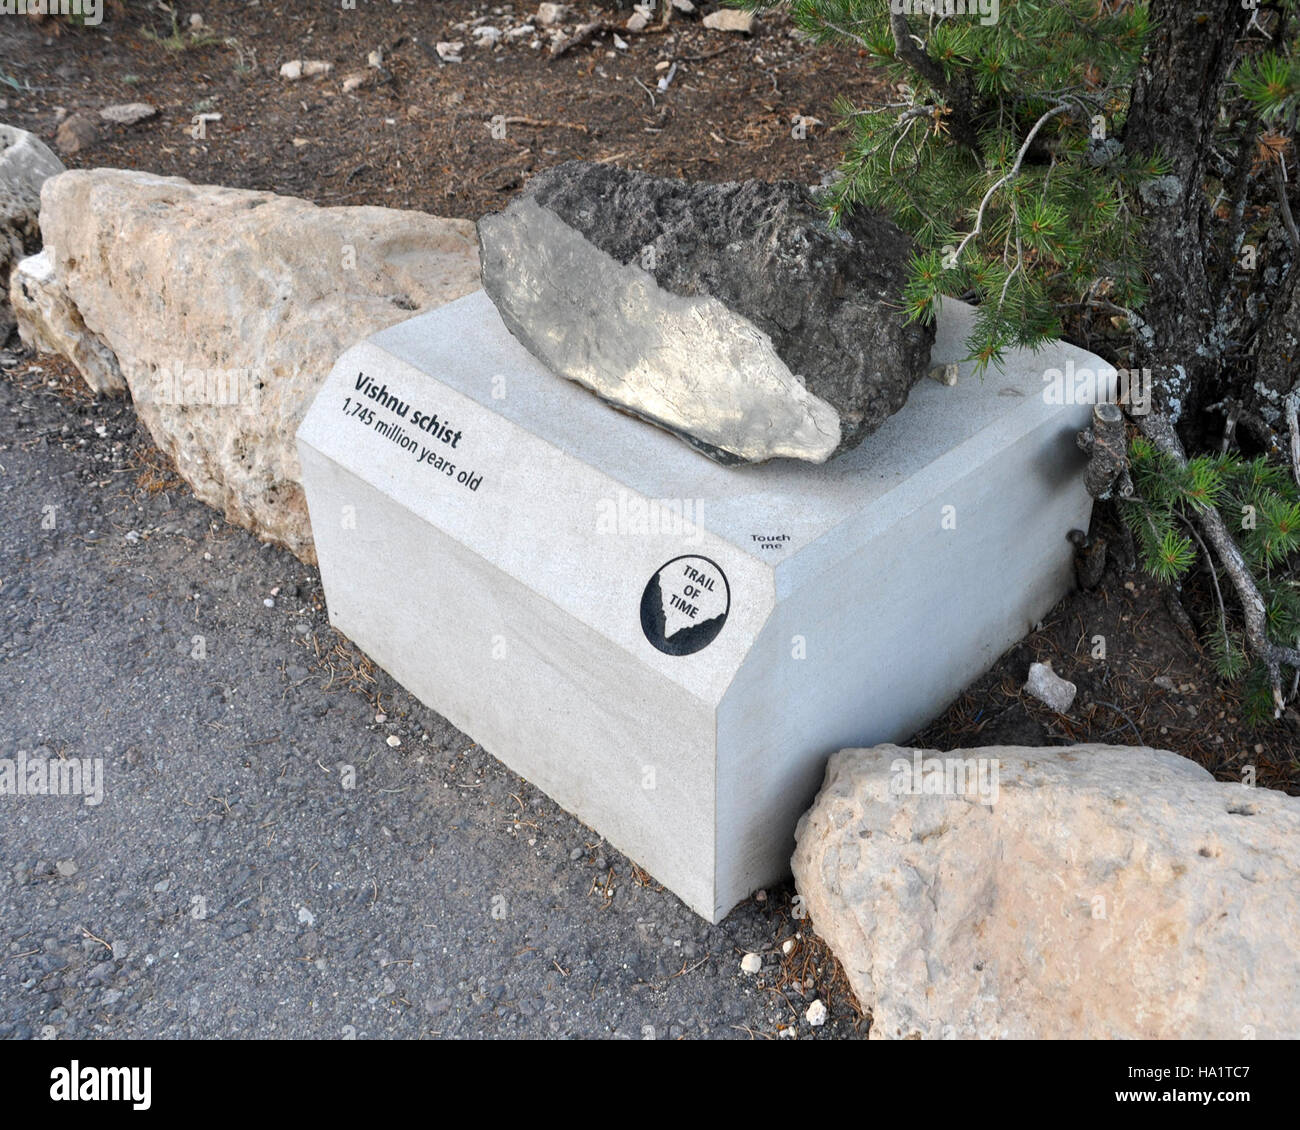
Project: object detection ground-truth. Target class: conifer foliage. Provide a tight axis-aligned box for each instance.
[742,0,1300,716]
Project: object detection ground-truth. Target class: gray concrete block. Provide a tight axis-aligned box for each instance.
[297,289,1110,921]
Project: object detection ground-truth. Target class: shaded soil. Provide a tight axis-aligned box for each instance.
[914,541,1300,796]
[1,0,868,215]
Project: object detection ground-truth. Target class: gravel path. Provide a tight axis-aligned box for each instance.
[0,354,862,1040]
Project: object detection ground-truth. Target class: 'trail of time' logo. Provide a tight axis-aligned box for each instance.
[640,555,730,656]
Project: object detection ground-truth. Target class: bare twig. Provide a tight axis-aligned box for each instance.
[1273,161,1300,253]
[80,926,113,953]
[1285,390,1300,488]
[497,116,588,133]
[1179,513,1231,656]
[952,102,1071,263]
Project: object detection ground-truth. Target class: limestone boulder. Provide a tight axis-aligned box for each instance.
[478,161,933,464]
[0,124,65,339]
[793,743,1300,1039]
[10,249,124,392]
[21,169,481,562]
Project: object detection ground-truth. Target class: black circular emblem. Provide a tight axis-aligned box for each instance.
[640,555,730,656]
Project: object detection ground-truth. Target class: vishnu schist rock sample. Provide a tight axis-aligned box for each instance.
[476,161,935,464]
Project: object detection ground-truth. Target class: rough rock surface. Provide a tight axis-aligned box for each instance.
[793,743,1300,1039]
[702,9,754,33]
[478,162,933,464]
[0,124,65,339]
[98,102,158,125]
[10,249,124,393]
[53,114,99,156]
[21,169,481,563]
[1023,660,1077,713]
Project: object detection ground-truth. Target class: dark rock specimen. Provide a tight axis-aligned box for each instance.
[478,161,934,464]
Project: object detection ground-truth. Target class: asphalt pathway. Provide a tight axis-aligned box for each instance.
[0,356,860,1040]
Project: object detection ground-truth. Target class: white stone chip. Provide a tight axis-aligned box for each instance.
[1024,661,1077,713]
[98,102,157,125]
[702,10,753,33]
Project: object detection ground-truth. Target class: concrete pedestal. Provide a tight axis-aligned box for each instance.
[296,289,1109,922]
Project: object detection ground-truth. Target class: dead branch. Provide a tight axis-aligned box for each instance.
[1137,410,1300,716]
[1285,390,1300,488]
[550,15,672,60]
[497,116,589,133]
[1077,402,1134,501]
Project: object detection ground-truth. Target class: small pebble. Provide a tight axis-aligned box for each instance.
[386,735,401,748]
[806,999,828,1027]
[740,953,762,975]
[1024,661,1077,713]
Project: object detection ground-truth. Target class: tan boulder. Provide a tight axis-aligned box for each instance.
[22,169,481,563]
[0,124,65,339]
[793,743,1300,1039]
[10,249,124,392]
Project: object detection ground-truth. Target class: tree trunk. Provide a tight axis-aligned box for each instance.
[1254,234,1300,411]
[1121,0,1249,427]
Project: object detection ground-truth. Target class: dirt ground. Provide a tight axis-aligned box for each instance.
[1,0,869,214]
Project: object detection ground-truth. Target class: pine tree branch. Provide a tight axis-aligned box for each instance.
[887,11,950,94]
[1137,410,1300,715]
[881,12,983,150]
[952,102,1072,264]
